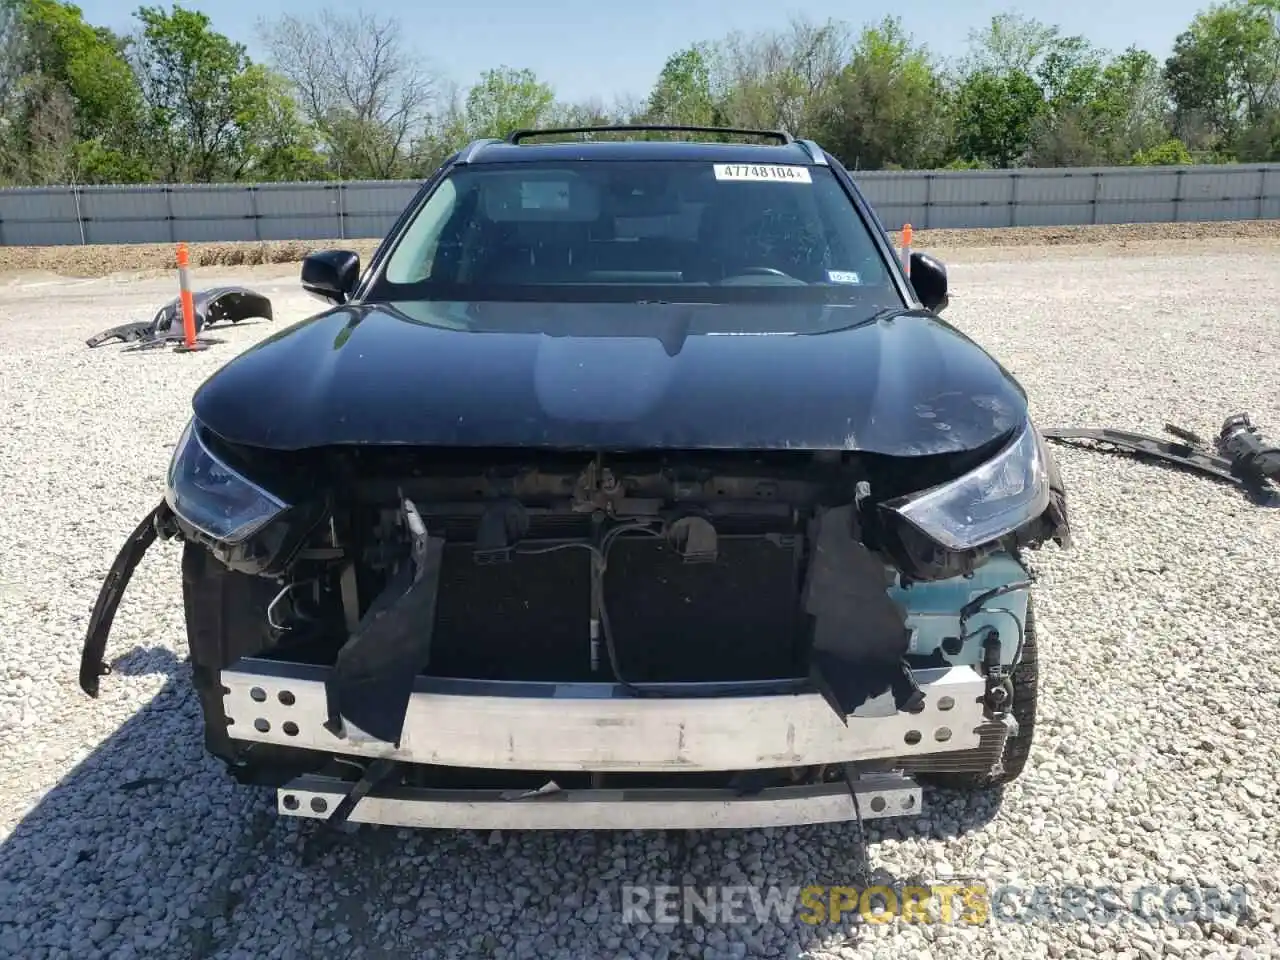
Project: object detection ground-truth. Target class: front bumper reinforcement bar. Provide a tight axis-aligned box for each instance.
[222,659,986,773]
[276,773,922,831]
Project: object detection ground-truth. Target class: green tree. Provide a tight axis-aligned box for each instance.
[132,4,314,181]
[1091,47,1173,162]
[1131,138,1195,164]
[1027,36,1109,165]
[962,12,1061,75]
[714,18,847,133]
[954,68,1046,167]
[19,0,138,133]
[257,9,436,179]
[462,66,554,139]
[810,17,949,169]
[233,66,325,180]
[7,0,148,181]
[643,45,722,127]
[1234,107,1280,158]
[1165,0,1280,151]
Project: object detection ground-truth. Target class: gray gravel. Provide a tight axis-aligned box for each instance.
[1,246,1279,960]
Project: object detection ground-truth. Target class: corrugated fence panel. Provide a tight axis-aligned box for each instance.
[852,174,928,229]
[1,164,1277,246]
[1095,168,1179,223]
[167,185,258,243]
[1009,171,1099,227]
[254,183,342,241]
[926,171,1016,230]
[342,181,421,241]
[78,186,167,244]
[1265,168,1280,220]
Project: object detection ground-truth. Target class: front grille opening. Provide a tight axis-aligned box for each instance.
[425,534,808,683]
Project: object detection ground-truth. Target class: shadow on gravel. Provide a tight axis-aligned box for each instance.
[109,646,184,680]
[0,670,1006,959]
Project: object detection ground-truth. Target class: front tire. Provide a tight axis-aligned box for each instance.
[927,595,1040,790]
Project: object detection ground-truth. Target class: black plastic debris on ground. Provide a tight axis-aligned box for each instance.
[1042,412,1280,506]
[86,286,273,350]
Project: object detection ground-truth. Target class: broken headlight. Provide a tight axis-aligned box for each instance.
[165,418,288,544]
[887,417,1050,552]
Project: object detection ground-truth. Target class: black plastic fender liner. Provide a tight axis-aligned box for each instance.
[79,502,172,697]
[802,504,920,722]
[181,541,288,770]
[325,531,446,747]
[85,320,158,348]
[1040,427,1241,484]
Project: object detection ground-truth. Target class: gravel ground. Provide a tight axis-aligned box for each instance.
[1,241,1279,960]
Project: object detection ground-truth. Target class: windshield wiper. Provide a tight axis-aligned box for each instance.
[801,305,918,336]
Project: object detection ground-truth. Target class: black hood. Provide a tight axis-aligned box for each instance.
[191,300,1028,455]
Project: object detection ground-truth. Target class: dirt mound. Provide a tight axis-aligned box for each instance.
[0,239,382,278]
[1,220,1278,278]
[909,219,1280,248]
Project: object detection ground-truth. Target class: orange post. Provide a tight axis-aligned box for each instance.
[900,223,913,276]
[173,242,208,352]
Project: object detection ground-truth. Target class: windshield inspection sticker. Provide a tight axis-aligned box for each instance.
[713,164,812,184]
[826,270,861,284]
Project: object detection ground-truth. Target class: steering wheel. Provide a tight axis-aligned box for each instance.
[720,266,803,284]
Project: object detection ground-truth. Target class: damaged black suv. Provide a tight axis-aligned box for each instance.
[82,126,1070,832]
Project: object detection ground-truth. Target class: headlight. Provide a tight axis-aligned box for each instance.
[886,418,1050,552]
[165,419,288,544]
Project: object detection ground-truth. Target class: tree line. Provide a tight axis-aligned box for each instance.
[1,0,1278,187]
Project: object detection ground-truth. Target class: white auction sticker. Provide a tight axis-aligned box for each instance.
[713,164,812,184]
[826,270,861,284]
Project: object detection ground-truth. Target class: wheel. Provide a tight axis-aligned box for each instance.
[927,594,1040,790]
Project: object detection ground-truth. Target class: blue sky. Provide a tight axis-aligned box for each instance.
[75,0,1211,104]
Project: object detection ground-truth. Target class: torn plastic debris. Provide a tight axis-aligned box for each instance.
[86,286,273,349]
[324,499,445,747]
[1041,412,1279,504]
[500,781,563,801]
[802,504,922,723]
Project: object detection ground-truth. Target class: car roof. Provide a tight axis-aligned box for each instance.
[458,135,828,167]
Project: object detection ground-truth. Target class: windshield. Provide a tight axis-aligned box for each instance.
[370,159,902,308]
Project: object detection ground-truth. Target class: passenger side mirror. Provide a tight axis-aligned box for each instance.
[909,251,948,313]
[302,249,361,305]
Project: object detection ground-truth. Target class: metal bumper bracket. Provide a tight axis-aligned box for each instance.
[277,773,923,831]
[222,660,987,772]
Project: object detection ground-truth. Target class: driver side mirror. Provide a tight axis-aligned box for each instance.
[909,251,948,313]
[302,249,361,305]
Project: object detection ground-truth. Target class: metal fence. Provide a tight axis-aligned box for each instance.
[1,164,1278,246]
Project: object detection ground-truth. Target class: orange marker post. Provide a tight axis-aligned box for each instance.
[173,242,208,353]
[900,223,913,277]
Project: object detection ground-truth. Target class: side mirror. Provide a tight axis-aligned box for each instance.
[909,251,948,313]
[301,249,361,305]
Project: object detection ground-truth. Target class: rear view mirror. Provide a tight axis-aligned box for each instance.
[302,249,361,305]
[909,251,948,313]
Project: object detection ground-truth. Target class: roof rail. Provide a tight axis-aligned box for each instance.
[456,137,505,163]
[505,124,795,145]
[796,139,829,165]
